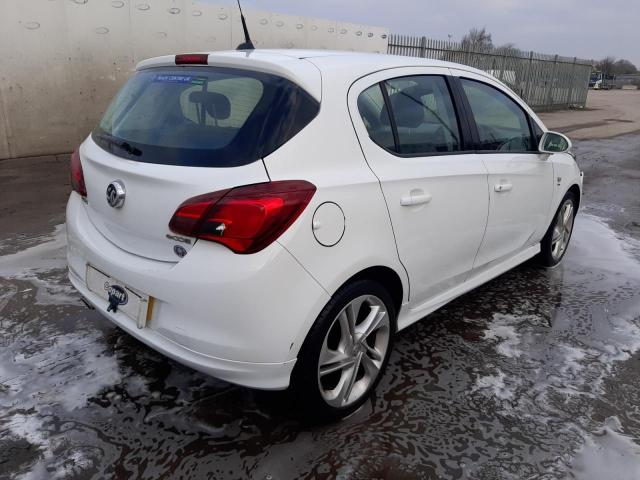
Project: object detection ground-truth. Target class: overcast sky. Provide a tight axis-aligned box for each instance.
[209,0,639,65]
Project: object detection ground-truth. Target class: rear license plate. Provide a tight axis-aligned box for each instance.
[86,265,152,329]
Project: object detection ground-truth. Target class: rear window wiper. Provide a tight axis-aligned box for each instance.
[97,133,143,157]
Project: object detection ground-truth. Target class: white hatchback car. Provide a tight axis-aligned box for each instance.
[67,50,582,419]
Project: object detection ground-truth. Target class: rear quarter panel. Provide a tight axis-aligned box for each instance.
[264,65,409,350]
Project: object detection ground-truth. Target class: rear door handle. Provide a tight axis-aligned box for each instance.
[400,192,432,206]
[494,182,513,193]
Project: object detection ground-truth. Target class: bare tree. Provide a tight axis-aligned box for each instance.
[613,59,638,74]
[595,56,616,75]
[594,57,638,75]
[461,27,493,51]
[495,42,519,55]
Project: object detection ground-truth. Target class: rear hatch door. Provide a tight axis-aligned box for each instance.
[81,138,269,262]
[81,63,318,262]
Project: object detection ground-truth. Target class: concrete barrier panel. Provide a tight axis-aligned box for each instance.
[0,1,388,160]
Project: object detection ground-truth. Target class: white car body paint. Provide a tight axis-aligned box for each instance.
[66,50,583,390]
[347,66,490,308]
[448,68,555,272]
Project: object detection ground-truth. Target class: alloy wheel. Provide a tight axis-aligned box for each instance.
[317,294,391,408]
[551,199,574,261]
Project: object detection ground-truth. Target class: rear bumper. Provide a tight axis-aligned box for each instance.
[69,269,296,389]
[66,193,330,389]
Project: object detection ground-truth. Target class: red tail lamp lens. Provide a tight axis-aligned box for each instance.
[70,148,87,197]
[169,181,316,254]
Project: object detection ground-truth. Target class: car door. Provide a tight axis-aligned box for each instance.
[349,68,489,309]
[451,70,554,270]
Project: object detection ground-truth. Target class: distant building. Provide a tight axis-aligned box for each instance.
[614,74,640,89]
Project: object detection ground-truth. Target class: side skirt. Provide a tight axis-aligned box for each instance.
[396,244,540,331]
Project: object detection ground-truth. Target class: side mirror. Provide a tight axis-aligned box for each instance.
[539,131,572,154]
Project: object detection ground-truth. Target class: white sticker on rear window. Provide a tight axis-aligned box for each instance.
[153,74,205,85]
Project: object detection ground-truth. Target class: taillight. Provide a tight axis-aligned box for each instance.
[175,54,209,65]
[70,148,87,197]
[169,181,316,254]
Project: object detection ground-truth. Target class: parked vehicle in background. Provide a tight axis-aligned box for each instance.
[589,71,616,90]
[66,50,582,420]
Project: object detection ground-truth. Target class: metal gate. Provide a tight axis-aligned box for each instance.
[387,34,592,111]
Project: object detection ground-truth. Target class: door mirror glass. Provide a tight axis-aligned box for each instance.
[539,131,571,154]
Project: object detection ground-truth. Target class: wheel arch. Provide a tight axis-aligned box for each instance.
[334,265,404,318]
[290,262,406,363]
[568,183,581,211]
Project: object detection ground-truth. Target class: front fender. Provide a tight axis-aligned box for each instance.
[547,152,583,226]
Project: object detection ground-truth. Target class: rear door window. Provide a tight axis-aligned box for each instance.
[460,79,534,152]
[94,67,319,167]
[384,76,461,155]
[357,75,462,156]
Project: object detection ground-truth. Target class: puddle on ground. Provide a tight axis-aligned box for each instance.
[1,212,640,479]
[569,416,640,480]
[0,224,79,306]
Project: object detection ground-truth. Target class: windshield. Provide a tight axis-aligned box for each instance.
[93,66,319,167]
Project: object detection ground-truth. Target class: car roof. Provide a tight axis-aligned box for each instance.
[136,49,498,101]
[240,48,491,79]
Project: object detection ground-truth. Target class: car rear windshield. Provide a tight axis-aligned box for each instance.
[93,66,319,167]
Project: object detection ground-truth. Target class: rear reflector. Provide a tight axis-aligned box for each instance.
[70,148,87,197]
[175,54,209,65]
[169,181,316,254]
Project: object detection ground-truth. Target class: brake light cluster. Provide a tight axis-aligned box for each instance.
[70,148,87,197]
[169,181,316,254]
[175,54,209,65]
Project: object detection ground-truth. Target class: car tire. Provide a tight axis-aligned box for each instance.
[538,191,577,267]
[290,279,396,422]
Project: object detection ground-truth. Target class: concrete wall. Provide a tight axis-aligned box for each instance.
[0,1,389,160]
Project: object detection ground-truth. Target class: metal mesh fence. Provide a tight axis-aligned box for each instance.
[387,34,593,111]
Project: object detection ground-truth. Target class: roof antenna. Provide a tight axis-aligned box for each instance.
[235,0,255,50]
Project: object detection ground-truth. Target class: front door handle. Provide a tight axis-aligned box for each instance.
[400,191,432,206]
[494,182,513,193]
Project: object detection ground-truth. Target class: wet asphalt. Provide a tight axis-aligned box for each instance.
[1,135,640,480]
